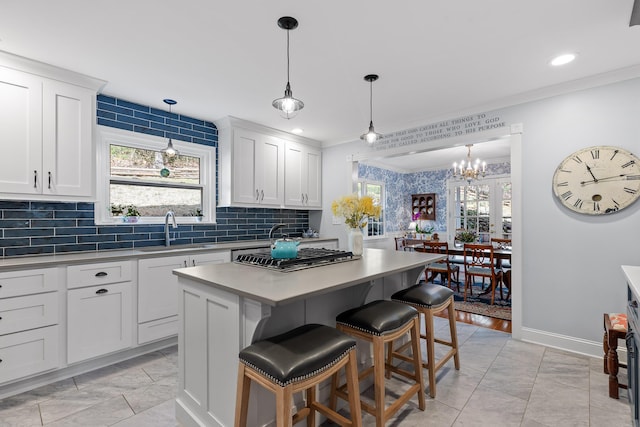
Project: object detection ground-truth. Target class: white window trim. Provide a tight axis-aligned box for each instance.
[358,178,386,239]
[95,125,216,225]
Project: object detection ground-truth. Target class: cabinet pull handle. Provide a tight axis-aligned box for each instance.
[255,189,259,201]
[184,260,188,267]
[631,300,638,309]
[305,193,308,204]
[95,288,108,294]
[0,316,2,320]
[95,271,108,277]
[260,189,264,201]
[34,170,38,188]
[48,171,52,189]
[192,260,196,266]
[301,193,304,203]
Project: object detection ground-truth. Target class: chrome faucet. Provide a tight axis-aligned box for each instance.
[269,223,286,243]
[164,211,177,246]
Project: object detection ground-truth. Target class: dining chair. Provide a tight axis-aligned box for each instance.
[462,243,501,305]
[415,242,460,291]
[490,237,511,299]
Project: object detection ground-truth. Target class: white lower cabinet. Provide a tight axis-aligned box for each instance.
[67,282,133,364]
[137,251,230,344]
[0,267,60,385]
[0,326,59,384]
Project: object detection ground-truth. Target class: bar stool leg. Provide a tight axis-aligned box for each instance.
[306,386,316,427]
[424,308,437,398]
[448,301,461,370]
[275,385,293,427]
[373,335,386,427]
[410,317,426,410]
[345,349,363,427]
[234,363,251,427]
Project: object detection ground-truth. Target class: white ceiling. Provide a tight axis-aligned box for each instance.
[1,1,639,170]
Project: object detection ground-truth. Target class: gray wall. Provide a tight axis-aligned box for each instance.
[317,76,640,356]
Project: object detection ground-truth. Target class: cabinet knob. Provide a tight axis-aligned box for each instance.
[95,288,108,294]
[95,271,108,277]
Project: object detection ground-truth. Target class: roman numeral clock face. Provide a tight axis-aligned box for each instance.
[552,146,640,215]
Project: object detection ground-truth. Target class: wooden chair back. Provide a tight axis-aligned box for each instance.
[394,237,406,251]
[463,243,495,274]
[490,237,511,250]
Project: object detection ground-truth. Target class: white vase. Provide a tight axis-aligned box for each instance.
[347,228,364,256]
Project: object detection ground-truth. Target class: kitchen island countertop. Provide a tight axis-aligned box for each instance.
[173,247,444,306]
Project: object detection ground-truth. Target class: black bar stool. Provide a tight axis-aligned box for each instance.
[332,300,425,427]
[234,323,362,427]
[391,283,460,398]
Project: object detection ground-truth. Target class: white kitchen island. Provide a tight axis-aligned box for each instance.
[173,248,444,427]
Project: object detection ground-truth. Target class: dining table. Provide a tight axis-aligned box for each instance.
[402,238,512,290]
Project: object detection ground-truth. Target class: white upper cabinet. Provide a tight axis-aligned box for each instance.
[217,117,322,210]
[0,51,105,201]
[230,128,283,206]
[284,142,322,209]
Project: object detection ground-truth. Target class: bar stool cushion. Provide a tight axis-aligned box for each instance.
[336,300,418,336]
[391,284,454,308]
[238,323,356,387]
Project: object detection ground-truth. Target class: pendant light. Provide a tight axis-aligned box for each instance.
[163,99,179,156]
[360,74,383,146]
[272,16,304,119]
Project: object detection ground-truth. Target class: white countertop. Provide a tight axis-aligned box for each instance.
[0,238,337,271]
[623,265,640,298]
[173,248,445,306]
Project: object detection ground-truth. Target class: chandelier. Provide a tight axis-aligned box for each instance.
[452,144,486,183]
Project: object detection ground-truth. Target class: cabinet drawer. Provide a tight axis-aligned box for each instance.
[67,282,133,364]
[0,325,59,384]
[0,292,58,336]
[67,261,132,289]
[0,268,58,298]
[138,315,178,345]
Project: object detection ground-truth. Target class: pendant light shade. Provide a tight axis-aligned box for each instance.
[360,74,382,147]
[163,99,179,156]
[272,16,304,119]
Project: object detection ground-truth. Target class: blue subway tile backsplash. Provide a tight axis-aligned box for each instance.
[0,95,309,258]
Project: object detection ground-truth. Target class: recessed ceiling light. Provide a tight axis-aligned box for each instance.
[291,128,303,134]
[550,53,577,66]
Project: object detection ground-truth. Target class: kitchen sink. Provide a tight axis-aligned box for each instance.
[136,243,218,252]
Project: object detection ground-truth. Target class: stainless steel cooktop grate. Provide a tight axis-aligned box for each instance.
[234,248,355,271]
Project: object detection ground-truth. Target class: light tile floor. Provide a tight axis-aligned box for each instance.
[0,319,632,427]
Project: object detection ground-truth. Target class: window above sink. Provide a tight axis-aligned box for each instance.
[94,126,216,225]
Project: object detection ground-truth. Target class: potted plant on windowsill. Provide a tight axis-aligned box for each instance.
[189,208,204,222]
[122,205,141,223]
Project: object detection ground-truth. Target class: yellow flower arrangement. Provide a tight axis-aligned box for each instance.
[331,194,381,229]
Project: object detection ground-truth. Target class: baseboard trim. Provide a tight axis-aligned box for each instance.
[520,327,616,359]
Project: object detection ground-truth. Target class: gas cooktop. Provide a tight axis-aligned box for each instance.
[234,248,356,271]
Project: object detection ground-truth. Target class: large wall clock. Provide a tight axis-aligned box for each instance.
[552,145,640,215]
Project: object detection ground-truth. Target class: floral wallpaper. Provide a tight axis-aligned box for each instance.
[358,162,510,234]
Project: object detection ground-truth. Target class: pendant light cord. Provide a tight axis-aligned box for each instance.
[286,29,291,84]
[367,79,376,125]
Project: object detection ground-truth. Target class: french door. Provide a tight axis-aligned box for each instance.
[447,176,511,243]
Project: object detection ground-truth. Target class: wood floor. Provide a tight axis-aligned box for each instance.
[435,309,512,333]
